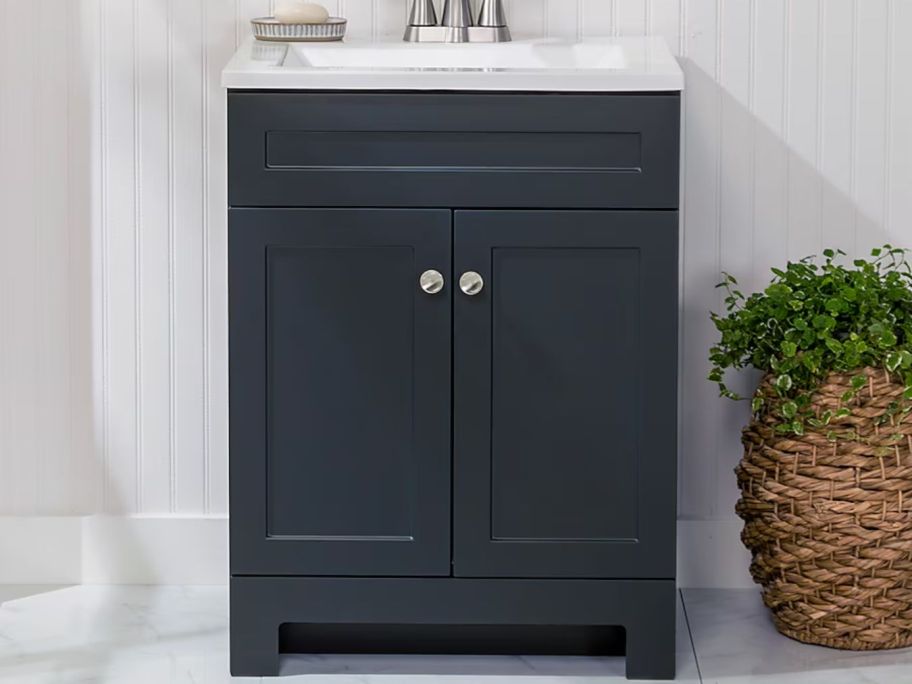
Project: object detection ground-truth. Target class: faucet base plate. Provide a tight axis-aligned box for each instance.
[403,25,511,43]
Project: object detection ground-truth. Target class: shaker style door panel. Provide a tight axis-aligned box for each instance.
[452,210,678,579]
[230,208,452,576]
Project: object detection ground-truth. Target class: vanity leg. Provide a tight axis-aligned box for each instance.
[230,593,280,677]
[230,619,278,676]
[625,594,676,680]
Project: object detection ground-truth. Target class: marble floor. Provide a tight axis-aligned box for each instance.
[1,585,911,683]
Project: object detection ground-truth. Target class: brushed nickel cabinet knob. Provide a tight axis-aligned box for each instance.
[459,271,484,296]
[419,269,445,294]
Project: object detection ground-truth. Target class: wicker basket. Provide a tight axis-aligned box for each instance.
[737,367,912,650]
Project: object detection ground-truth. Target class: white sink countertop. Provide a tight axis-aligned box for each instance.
[222,36,683,91]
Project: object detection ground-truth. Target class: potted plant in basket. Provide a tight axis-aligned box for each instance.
[709,245,912,650]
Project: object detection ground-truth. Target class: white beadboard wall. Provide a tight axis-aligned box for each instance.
[2,0,912,584]
[0,0,95,515]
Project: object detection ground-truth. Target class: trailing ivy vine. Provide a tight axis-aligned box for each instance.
[709,246,912,436]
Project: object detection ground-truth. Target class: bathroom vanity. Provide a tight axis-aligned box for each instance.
[224,37,683,680]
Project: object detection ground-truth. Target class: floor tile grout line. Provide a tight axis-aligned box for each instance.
[680,588,705,684]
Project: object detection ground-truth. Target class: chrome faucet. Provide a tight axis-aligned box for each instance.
[404,0,511,43]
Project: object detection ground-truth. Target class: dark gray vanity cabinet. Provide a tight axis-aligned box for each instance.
[229,92,680,680]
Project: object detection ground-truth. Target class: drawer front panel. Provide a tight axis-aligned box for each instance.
[229,92,680,209]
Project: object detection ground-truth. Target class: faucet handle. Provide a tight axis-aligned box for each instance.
[408,0,437,26]
[477,0,507,27]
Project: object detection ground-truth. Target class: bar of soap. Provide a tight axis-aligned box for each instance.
[275,1,330,24]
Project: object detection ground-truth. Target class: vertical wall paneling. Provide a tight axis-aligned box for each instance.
[785,0,822,259]
[131,0,143,514]
[344,0,373,40]
[172,0,208,514]
[889,2,912,248]
[2,0,911,551]
[137,0,173,514]
[547,0,578,38]
[580,0,613,37]
[205,0,235,515]
[168,0,177,512]
[22,0,40,513]
[853,0,890,251]
[616,0,647,36]
[102,0,140,514]
[0,0,39,514]
[69,0,98,515]
[0,0,92,515]
[819,0,855,252]
[0,0,97,515]
[97,0,109,514]
[679,0,721,519]
[35,0,72,513]
[650,0,682,55]
[0,0,7,515]
[375,0,403,38]
[237,0,271,48]
[510,0,545,39]
[89,0,107,515]
[750,0,788,286]
[716,0,754,516]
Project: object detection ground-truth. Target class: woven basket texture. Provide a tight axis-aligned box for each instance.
[737,367,912,650]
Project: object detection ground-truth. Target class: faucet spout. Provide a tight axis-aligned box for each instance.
[441,0,473,28]
[404,0,511,43]
[439,0,472,41]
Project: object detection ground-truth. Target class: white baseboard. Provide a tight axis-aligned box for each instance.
[0,516,753,587]
[677,518,754,588]
[81,515,227,584]
[0,515,227,585]
[0,517,82,584]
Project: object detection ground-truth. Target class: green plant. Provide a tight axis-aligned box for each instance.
[709,246,912,436]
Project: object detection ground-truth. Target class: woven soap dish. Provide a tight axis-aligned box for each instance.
[251,17,347,42]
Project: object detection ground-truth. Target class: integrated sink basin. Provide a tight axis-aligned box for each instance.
[292,41,626,70]
[222,36,683,91]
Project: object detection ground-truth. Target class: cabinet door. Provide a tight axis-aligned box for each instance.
[230,209,451,576]
[453,211,677,578]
